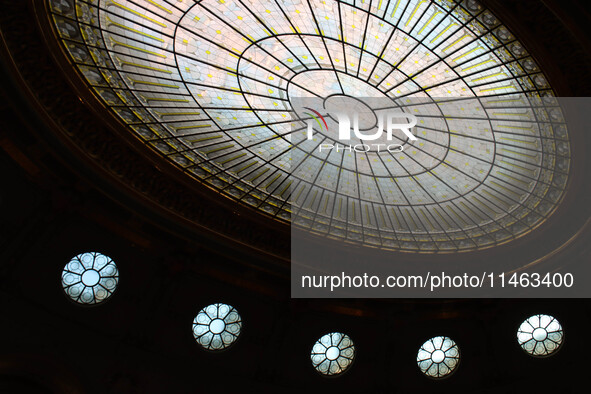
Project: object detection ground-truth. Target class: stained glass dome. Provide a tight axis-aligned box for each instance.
[48,0,570,252]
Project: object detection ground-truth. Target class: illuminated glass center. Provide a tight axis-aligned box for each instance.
[532,327,547,341]
[81,269,100,286]
[326,346,340,360]
[209,318,226,335]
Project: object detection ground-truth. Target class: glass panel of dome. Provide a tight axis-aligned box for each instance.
[48,0,569,254]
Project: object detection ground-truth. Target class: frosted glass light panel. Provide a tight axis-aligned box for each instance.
[192,303,242,351]
[517,314,563,357]
[61,252,119,305]
[311,332,355,376]
[417,336,460,378]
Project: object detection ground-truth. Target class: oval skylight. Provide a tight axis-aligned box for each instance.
[49,0,570,252]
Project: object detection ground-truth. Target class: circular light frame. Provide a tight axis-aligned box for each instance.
[192,302,243,351]
[416,335,460,379]
[310,332,356,377]
[61,252,119,305]
[517,314,564,357]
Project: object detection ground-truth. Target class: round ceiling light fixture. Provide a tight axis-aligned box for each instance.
[517,314,564,357]
[61,252,119,305]
[192,303,242,351]
[311,332,355,376]
[417,335,460,378]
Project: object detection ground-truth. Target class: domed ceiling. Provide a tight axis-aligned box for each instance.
[48,0,570,252]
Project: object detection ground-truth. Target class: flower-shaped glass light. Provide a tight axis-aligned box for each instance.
[311,332,355,376]
[61,252,119,305]
[192,303,242,351]
[517,314,563,357]
[417,336,460,378]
